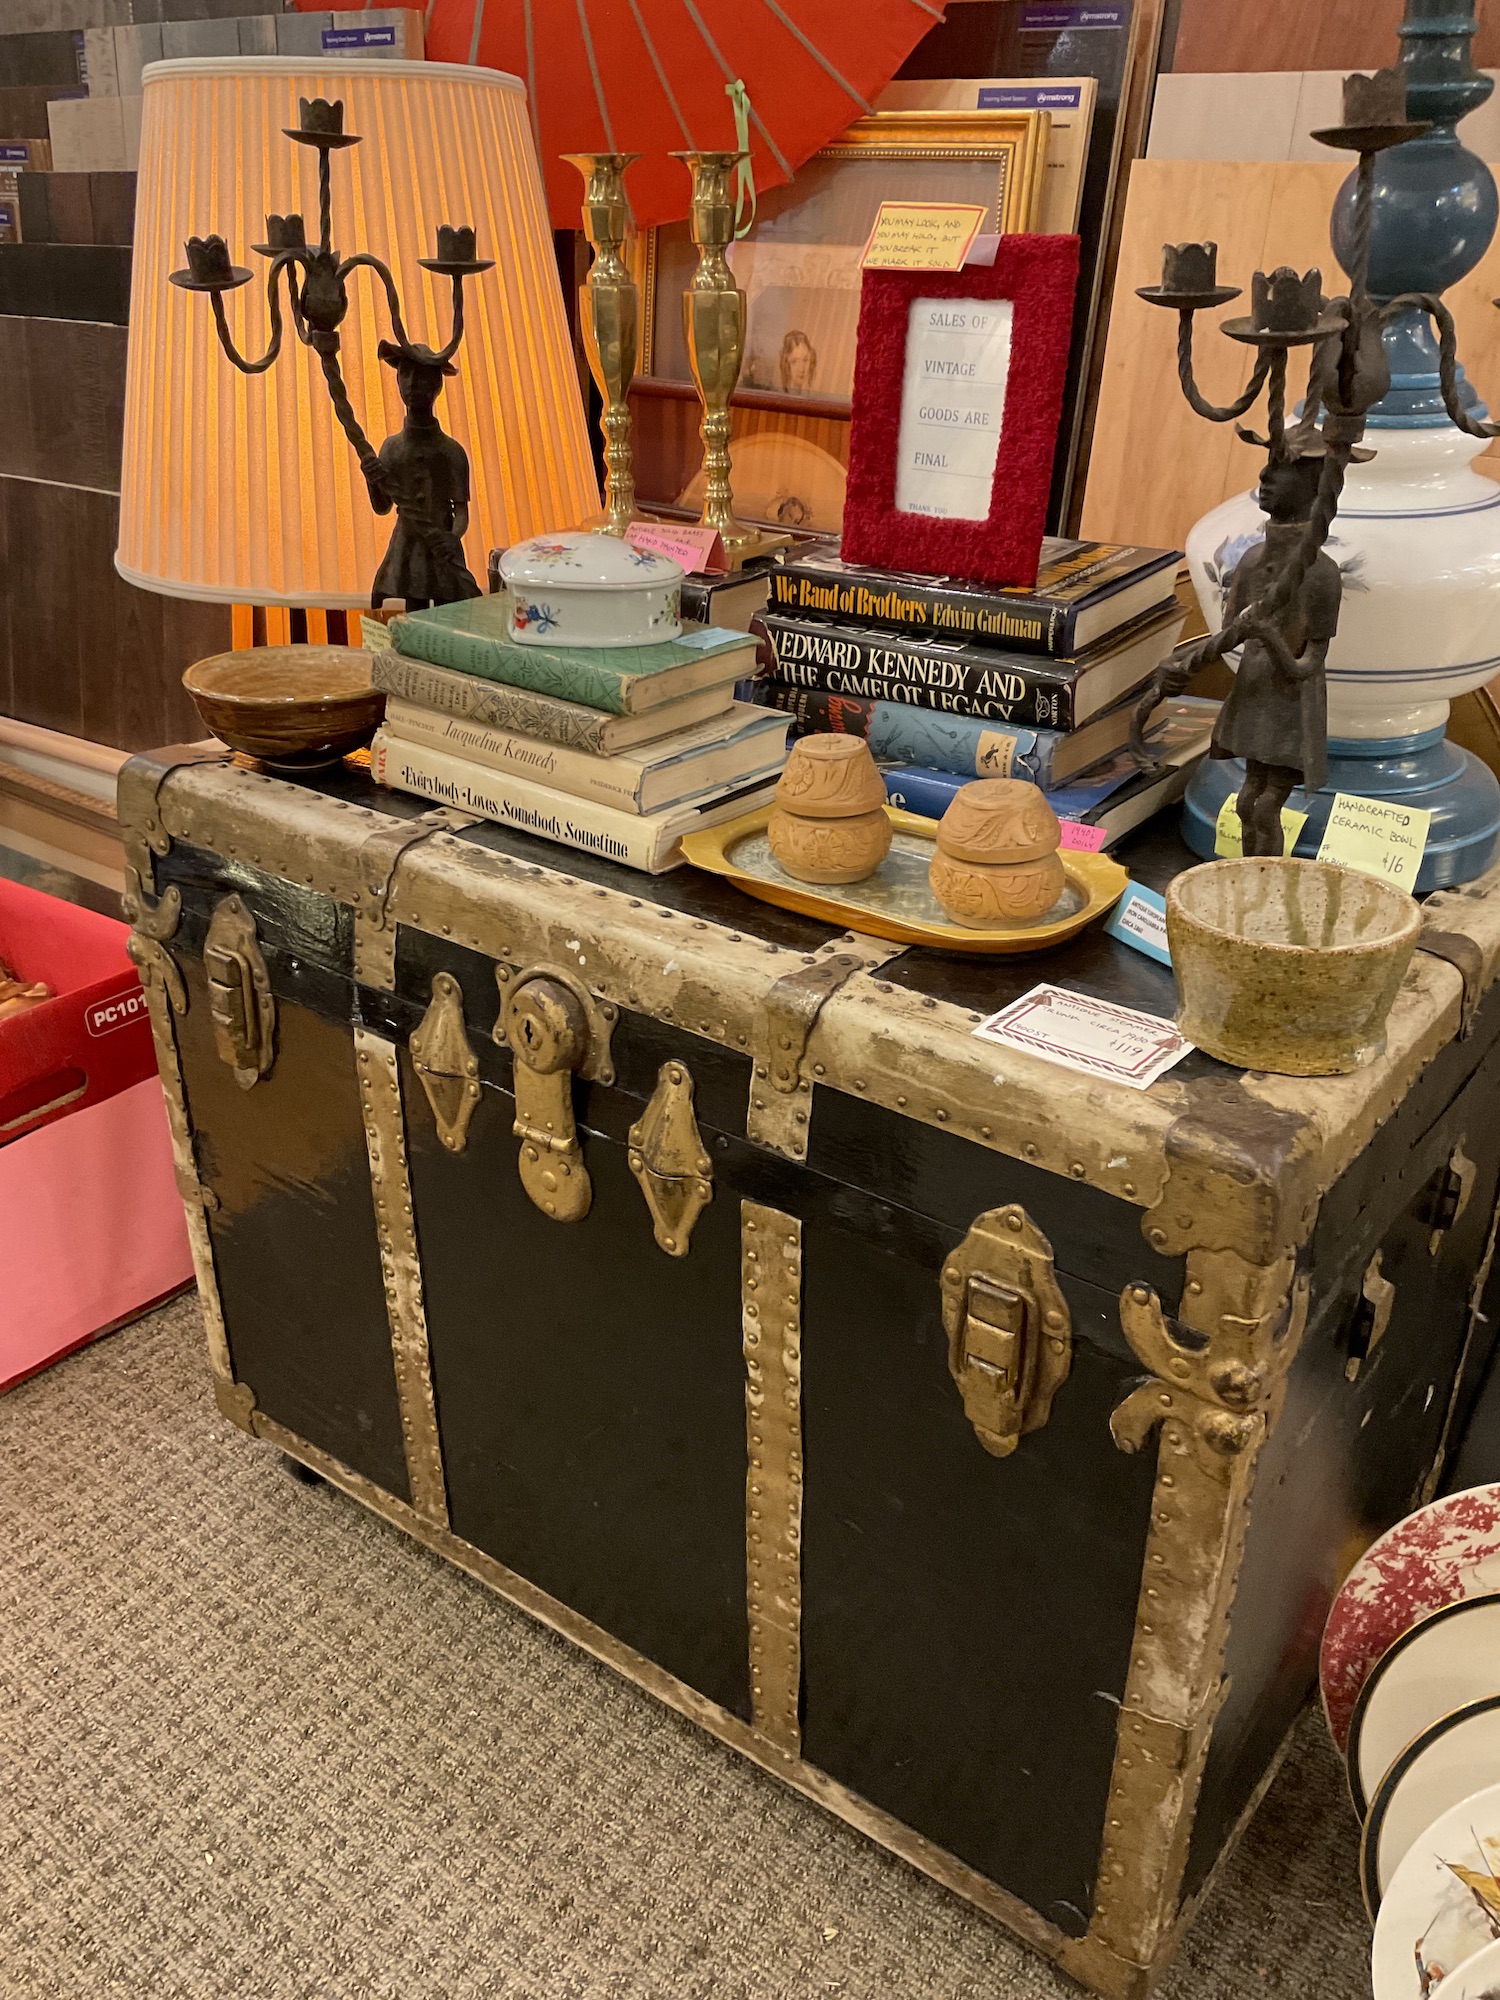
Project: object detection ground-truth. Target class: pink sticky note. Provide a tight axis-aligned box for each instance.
[1058,820,1108,852]
[625,521,726,575]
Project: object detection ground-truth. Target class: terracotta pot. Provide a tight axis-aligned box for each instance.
[184,646,385,771]
[774,734,887,820]
[937,778,1060,865]
[767,805,893,884]
[929,847,1067,927]
[1166,857,1423,1075]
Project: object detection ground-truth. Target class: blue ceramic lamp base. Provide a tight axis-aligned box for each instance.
[1179,730,1500,891]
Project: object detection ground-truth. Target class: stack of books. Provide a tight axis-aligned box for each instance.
[367,596,790,873]
[753,538,1215,844]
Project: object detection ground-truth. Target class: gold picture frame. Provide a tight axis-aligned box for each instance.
[625,109,1048,537]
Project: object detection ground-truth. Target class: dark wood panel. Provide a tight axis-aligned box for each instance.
[0,241,129,320]
[0,313,126,487]
[16,168,132,243]
[1169,0,1500,73]
[0,475,226,749]
[0,85,76,140]
[0,31,86,90]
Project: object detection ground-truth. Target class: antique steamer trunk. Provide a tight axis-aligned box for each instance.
[119,747,1500,1996]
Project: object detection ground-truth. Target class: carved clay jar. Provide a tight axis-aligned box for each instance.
[929,778,1066,927]
[768,735,893,883]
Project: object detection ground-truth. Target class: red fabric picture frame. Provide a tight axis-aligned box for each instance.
[840,236,1081,589]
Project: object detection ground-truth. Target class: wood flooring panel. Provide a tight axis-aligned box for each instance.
[0,315,126,487]
[1170,0,1500,75]
[1080,158,1500,553]
[0,475,225,750]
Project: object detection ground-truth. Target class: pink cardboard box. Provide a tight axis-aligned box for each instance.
[0,879,193,1391]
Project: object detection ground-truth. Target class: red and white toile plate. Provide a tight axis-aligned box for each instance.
[1321,1485,1500,1755]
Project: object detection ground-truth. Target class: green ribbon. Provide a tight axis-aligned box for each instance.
[725,79,758,239]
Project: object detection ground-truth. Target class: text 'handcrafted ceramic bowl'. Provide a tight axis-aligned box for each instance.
[496,530,684,648]
[183,646,384,771]
[1166,857,1422,1075]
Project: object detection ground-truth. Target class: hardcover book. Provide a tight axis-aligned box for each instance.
[391,597,755,716]
[755,679,1163,787]
[754,604,1185,733]
[383,696,789,816]
[370,651,735,754]
[369,730,779,873]
[767,538,1179,658]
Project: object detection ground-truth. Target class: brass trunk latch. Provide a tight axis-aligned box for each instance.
[203,895,275,1089]
[940,1206,1072,1457]
[495,964,617,1224]
[409,972,482,1153]
[628,1062,713,1256]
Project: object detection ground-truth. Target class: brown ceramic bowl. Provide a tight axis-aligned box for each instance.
[183,645,385,771]
[929,848,1067,927]
[936,777,1061,864]
[767,805,893,884]
[774,734,887,820]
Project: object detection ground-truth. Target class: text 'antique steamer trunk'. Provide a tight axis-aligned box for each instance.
[120,747,1500,1997]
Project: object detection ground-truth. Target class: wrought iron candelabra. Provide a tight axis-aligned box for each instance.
[170,96,493,608]
[1133,61,1500,861]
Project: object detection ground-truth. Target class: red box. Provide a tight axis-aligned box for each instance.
[0,880,193,1390]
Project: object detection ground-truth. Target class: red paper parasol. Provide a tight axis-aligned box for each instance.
[388,0,946,228]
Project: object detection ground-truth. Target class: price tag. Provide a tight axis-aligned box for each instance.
[1103,881,1172,967]
[973,984,1192,1091]
[1057,819,1108,852]
[862,202,988,271]
[1214,796,1308,858]
[625,521,726,575]
[1316,792,1430,891]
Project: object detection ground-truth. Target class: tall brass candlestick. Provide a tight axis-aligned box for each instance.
[564,151,640,537]
[672,149,788,568]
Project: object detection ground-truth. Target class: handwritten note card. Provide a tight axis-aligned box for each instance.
[895,297,1013,521]
[863,202,988,271]
[1214,796,1309,859]
[625,521,724,575]
[1102,881,1172,967]
[1316,791,1431,891]
[973,984,1192,1091]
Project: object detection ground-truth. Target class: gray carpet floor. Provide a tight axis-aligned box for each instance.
[1,1296,1368,1999]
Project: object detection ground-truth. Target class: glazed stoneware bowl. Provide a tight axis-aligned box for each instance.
[496,530,684,647]
[1166,857,1421,1074]
[183,646,385,771]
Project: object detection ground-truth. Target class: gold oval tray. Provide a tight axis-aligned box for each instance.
[681,805,1130,954]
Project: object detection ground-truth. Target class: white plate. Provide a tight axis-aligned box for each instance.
[1363,1697,1500,1916]
[1322,1485,1500,1754]
[1372,1781,1500,2000]
[1351,1595,1500,1816]
[1431,1936,1500,2000]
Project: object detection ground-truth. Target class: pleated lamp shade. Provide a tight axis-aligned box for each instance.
[117,57,599,607]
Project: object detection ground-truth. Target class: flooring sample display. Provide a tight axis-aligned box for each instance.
[1169,0,1500,75]
[1079,158,1500,555]
[0,241,129,319]
[1149,68,1500,166]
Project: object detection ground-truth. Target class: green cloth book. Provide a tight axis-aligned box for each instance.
[390,598,757,716]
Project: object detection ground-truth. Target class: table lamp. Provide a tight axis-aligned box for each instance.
[116,57,599,622]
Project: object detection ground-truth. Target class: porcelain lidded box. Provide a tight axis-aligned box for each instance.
[497,530,685,648]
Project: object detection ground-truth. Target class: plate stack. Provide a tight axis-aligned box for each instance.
[1321,1484,1500,2000]
[365,532,790,875]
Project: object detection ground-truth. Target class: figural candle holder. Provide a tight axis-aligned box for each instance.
[1138,4,1500,890]
[170,95,493,610]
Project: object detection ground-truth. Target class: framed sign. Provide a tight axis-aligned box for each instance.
[840,235,1079,587]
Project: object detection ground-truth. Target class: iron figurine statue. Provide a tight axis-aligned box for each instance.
[1131,67,1447,855]
[170,96,492,609]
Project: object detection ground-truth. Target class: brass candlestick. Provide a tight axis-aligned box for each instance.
[672,148,789,568]
[564,151,640,537]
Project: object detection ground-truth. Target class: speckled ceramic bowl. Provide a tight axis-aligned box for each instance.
[184,646,385,771]
[1166,857,1422,1075]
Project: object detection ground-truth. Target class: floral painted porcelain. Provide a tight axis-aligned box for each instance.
[497,530,684,648]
